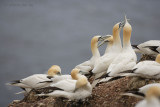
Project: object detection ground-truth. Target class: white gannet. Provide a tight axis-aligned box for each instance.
[92,22,123,75]
[103,16,137,79]
[75,35,105,75]
[37,68,92,100]
[7,65,61,93]
[122,83,160,99]
[132,40,160,57]
[121,54,160,79]
[135,86,160,107]
[91,35,114,87]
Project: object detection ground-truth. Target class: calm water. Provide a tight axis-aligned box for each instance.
[0,0,160,106]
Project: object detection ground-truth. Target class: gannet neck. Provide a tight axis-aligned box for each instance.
[105,42,113,54]
[104,35,113,54]
[76,76,87,89]
[123,20,132,48]
[71,68,79,80]
[91,36,100,57]
[48,65,61,76]
[112,23,122,49]
[155,54,160,63]
[146,86,160,101]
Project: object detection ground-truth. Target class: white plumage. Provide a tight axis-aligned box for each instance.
[132,40,160,57]
[37,68,92,100]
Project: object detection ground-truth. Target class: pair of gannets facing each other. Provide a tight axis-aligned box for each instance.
[91,22,124,87]
[75,35,108,75]
[37,68,92,100]
[97,16,137,82]
[91,35,115,87]
[120,54,160,79]
[7,65,61,94]
[122,83,160,107]
[132,40,160,57]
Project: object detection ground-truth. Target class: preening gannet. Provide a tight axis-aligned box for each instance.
[122,83,160,99]
[132,40,160,57]
[75,35,105,75]
[135,86,160,107]
[37,68,92,100]
[121,54,160,79]
[101,16,137,79]
[7,65,61,93]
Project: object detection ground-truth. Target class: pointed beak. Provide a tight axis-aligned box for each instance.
[119,15,130,28]
[57,72,61,76]
[98,35,111,47]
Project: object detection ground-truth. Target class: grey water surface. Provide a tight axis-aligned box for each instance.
[0,0,160,106]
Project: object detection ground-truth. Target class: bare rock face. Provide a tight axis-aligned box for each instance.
[8,55,158,107]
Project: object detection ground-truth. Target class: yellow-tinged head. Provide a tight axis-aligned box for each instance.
[71,68,80,80]
[113,22,121,34]
[123,16,132,43]
[105,35,113,43]
[156,54,160,63]
[76,76,88,89]
[47,65,61,76]
[146,86,160,100]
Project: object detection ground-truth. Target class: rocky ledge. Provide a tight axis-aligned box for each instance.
[8,55,157,107]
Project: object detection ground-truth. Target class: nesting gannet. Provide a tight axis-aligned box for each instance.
[75,35,106,75]
[99,16,137,80]
[121,54,160,79]
[132,40,160,57]
[122,83,160,99]
[37,68,92,100]
[135,86,160,107]
[7,65,61,93]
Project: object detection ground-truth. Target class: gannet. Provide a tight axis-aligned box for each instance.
[122,83,160,99]
[99,16,137,80]
[7,65,61,93]
[75,35,106,75]
[135,86,160,107]
[37,68,92,100]
[92,22,123,75]
[91,35,114,87]
[132,40,160,57]
[121,54,160,79]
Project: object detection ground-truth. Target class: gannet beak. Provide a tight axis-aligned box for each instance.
[99,35,111,41]
[98,40,109,47]
[57,72,61,76]
[119,15,130,28]
[97,35,111,47]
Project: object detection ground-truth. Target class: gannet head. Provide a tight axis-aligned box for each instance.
[71,68,82,80]
[47,65,61,76]
[98,35,113,47]
[146,86,160,100]
[156,54,160,63]
[123,16,132,43]
[91,35,102,47]
[76,76,88,89]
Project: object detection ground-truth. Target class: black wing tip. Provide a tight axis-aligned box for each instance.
[143,46,159,53]
[47,76,53,79]
[107,76,124,82]
[95,73,109,80]
[38,80,53,84]
[9,80,21,84]
[127,89,145,97]
[132,45,138,49]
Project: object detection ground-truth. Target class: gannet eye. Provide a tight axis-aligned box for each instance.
[56,72,61,75]
[119,23,122,28]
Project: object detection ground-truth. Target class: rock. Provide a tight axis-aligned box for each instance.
[8,55,158,107]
